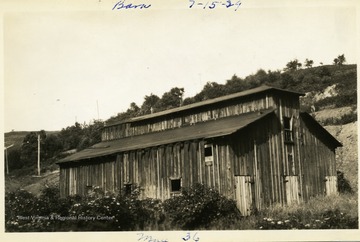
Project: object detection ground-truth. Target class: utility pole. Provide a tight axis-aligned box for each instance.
[97,100,100,120]
[37,134,41,176]
[4,144,14,175]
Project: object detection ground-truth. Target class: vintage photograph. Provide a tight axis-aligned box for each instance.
[2,0,359,241]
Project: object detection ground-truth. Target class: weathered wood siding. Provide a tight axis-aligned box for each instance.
[102,94,275,141]
[325,176,337,195]
[60,113,288,211]
[60,90,338,215]
[231,115,287,209]
[59,156,118,197]
[299,118,337,201]
[59,138,237,200]
[235,176,253,216]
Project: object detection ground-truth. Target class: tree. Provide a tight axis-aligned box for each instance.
[247,69,269,88]
[140,93,160,115]
[304,59,314,68]
[280,73,295,89]
[156,87,184,111]
[314,66,331,78]
[182,97,196,105]
[86,120,104,144]
[20,130,47,165]
[6,148,23,170]
[254,69,268,84]
[284,59,302,71]
[43,134,63,159]
[78,120,104,151]
[266,70,282,87]
[224,75,248,94]
[333,54,346,65]
[338,54,346,65]
[59,122,84,150]
[127,102,140,116]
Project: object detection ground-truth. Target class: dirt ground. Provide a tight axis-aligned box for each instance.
[314,106,355,123]
[5,169,59,195]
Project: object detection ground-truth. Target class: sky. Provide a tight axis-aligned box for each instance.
[2,0,358,132]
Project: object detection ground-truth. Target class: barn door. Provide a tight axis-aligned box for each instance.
[285,176,300,204]
[325,176,337,195]
[235,176,253,216]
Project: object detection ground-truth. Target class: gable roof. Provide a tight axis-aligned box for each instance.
[300,112,342,149]
[58,108,275,164]
[106,85,304,127]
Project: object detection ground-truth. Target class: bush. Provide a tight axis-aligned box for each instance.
[321,112,357,126]
[5,186,165,232]
[315,93,357,109]
[163,183,241,230]
[5,185,357,231]
[337,171,353,194]
[5,189,38,232]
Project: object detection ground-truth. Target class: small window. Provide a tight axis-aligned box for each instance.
[205,145,213,157]
[283,116,294,143]
[171,179,181,192]
[287,145,295,175]
[283,117,291,129]
[204,144,213,165]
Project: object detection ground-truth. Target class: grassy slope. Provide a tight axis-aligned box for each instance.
[325,122,358,192]
[290,64,356,93]
[4,131,61,194]
[4,131,30,149]
[5,130,59,149]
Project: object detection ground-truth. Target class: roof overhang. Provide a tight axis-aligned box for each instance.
[300,112,342,149]
[58,108,276,164]
[105,85,304,126]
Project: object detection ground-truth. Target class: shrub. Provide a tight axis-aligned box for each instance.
[5,186,166,232]
[315,93,357,109]
[64,188,165,231]
[5,190,38,232]
[321,112,357,126]
[319,209,358,229]
[5,186,357,231]
[163,183,241,230]
[337,171,353,194]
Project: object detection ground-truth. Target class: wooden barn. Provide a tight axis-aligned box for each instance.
[57,85,342,215]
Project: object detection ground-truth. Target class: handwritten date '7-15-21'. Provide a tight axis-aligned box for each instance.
[189,0,242,11]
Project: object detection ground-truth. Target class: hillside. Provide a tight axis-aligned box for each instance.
[5,130,59,148]
[325,122,358,191]
[4,131,30,149]
[4,64,357,195]
[5,170,59,194]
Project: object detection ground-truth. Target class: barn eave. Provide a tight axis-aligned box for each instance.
[57,108,276,164]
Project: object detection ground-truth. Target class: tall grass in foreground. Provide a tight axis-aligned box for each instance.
[5,185,358,231]
[263,193,358,219]
[215,193,358,230]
